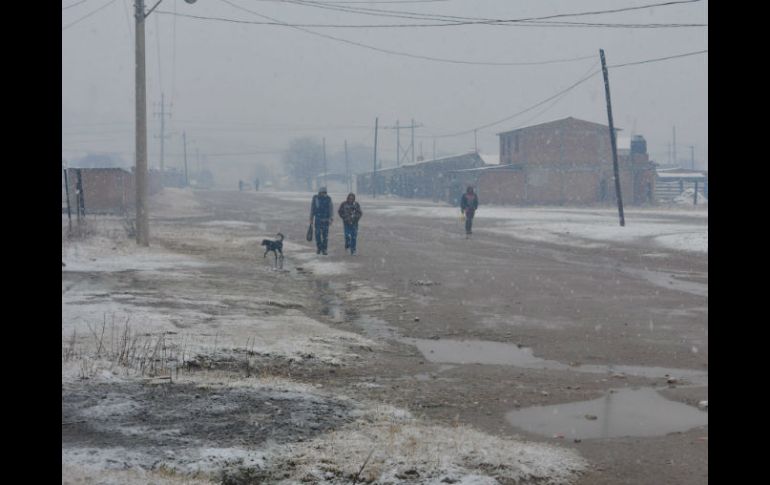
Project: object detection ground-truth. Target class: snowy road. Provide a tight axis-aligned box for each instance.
[62,188,707,484]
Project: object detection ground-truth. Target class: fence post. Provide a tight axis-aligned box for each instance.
[63,169,72,232]
[76,169,86,220]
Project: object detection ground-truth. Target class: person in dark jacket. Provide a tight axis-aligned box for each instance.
[309,187,333,255]
[338,193,363,255]
[460,186,479,238]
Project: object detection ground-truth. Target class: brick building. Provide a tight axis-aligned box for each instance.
[62,167,165,215]
[466,117,657,205]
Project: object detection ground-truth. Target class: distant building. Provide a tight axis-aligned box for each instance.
[356,152,484,202]
[458,117,658,205]
[654,167,708,202]
[62,167,165,215]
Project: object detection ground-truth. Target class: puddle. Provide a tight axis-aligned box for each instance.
[505,387,708,440]
[407,338,708,385]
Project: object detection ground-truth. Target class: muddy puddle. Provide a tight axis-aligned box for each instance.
[406,338,708,385]
[505,387,708,440]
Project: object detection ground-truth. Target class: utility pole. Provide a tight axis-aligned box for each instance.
[154,92,172,187]
[63,165,72,233]
[433,137,436,160]
[599,49,625,227]
[196,147,200,181]
[396,120,400,167]
[135,0,149,245]
[322,137,327,187]
[411,118,416,164]
[474,129,478,153]
[373,117,378,199]
[182,130,189,186]
[344,139,350,192]
[132,0,198,245]
[672,125,677,167]
[690,145,695,170]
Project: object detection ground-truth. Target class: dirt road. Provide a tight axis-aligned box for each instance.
[62,188,707,484]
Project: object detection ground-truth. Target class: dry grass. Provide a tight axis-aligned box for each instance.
[63,315,180,380]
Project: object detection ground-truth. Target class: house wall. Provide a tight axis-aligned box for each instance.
[501,118,612,168]
[63,168,166,214]
[496,119,656,205]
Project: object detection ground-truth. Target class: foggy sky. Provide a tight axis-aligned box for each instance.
[62,0,708,181]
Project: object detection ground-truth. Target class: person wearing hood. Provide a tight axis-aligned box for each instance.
[338,193,363,255]
[460,185,479,238]
[309,187,333,255]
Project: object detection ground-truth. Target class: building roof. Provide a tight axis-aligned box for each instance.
[496,117,622,137]
[364,152,484,175]
[656,170,707,180]
[449,164,523,174]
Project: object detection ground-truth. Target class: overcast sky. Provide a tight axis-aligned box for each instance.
[62,0,708,177]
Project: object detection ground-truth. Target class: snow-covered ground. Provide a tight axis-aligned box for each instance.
[63,190,588,484]
[261,190,708,254]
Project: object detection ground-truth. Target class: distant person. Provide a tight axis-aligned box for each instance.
[460,186,479,238]
[254,178,260,191]
[338,193,363,255]
[238,180,244,191]
[309,187,333,255]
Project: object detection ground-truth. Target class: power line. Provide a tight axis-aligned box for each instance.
[430,68,601,138]
[608,49,707,68]
[323,1,449,3]
[62,0,120,31]
[156,10,705,29]
[63,0,89,10]
[269,0,703,25]
[423,48,706,139]
[164,4,596,66]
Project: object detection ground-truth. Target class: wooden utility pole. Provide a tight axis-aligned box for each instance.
[344,139,350,192]
[154,92,171,187]
[322,137,327,187]
[76,169,86,220]
[396,120,400,167]
[599,49,625,227]
[672,125,677,166]
[690,145,695,170]
[373,117,378,198]
[182,131,189,186]
[195,147,201,183]
[63,167,72,232]
[135,0,149,245]
[411,118,416,164]
[474,129,478,153]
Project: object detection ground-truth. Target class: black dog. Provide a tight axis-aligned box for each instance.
[261,233,285,268]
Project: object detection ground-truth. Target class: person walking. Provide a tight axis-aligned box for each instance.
[309,187,333,255]
[338,193,363,255]
[460,186,479,238]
